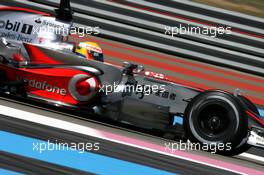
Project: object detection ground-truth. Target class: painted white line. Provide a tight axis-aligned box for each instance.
[0,104,103,138]
[239,153,264,163]
[0,103,261,175]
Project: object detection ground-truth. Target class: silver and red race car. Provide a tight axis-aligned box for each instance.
[0,1,263,155]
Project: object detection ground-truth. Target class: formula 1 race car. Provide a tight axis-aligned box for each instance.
[0,35,264,155]
[0,1,263,155]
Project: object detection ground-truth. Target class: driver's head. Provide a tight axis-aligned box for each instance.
[75,42,104,62]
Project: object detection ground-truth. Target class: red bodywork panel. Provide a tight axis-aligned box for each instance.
[25,44,64,65]
[0,64,98,106]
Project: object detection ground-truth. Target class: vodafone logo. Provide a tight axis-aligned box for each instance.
[17,76,67,96]
[68,74,99,101]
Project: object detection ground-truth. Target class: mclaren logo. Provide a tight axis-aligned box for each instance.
[17,76,66,96]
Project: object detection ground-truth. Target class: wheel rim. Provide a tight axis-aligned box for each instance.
[193,103,236,141]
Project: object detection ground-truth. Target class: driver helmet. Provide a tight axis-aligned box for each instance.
[75,42,104,62]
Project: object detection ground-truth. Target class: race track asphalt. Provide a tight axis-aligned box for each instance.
[0,98,263,175]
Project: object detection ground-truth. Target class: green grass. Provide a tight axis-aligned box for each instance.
[192,0,264,18]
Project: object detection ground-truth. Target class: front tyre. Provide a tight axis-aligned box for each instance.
[185,90,248,155]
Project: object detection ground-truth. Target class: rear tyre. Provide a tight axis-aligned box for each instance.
[185,90,248,155]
